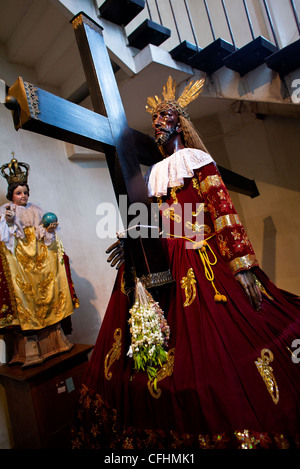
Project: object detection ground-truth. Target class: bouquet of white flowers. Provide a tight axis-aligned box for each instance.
[128,279,170,386]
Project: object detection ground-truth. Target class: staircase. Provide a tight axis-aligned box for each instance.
[95,0,300,126]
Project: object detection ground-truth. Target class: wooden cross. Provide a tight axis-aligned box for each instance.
[6,12,259,286]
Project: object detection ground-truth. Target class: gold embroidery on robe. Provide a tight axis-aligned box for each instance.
[120,272,126,295]
[218,188,233,210]
[234,430,261,449]
[185,221,211,234]
[255,348,279,404]
[206,195,219,219]
[217,234,232,258]
[192,177,201,196]
[170,185,183,204]
[15,275,35,297]
[104,328,122,380]
[52,291,66,317]
[156,196,163,206]
[15,245,34,272]
[36,243,48,270]
[0,242,18,322]
[192,203,206,217]
[181,268,197,307]
[163,207,181,223]
[15,297,31,327]
[38,272,55,299]
[147,348,175,399]
[22,227,36,246]
[1,227,74,330]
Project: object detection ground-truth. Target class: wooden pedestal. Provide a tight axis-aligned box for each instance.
[0,343,93,449]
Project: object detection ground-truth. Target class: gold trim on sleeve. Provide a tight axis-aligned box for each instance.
[228,254,258,274]
[200,174,222,194]
[214,214,242,232]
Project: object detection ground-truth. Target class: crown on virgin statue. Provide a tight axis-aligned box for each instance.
[1,153,30,185]
[145,76,205,120]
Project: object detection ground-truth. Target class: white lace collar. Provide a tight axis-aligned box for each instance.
[145,148,214,197]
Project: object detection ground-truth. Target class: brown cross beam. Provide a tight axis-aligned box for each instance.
[5,12,259,286]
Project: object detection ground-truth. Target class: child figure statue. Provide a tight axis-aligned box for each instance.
[0,154,79,367]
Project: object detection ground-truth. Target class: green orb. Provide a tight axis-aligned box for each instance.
[42,212,58,228]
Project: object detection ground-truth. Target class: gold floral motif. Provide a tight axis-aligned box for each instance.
[180,268,197,307]
[192,177,201,196]
[15,245,34,272]
[72,385,298,449]
[274,434,291,449]
[52,291,66,317]
[104,328,122,380]
[234,430,262,449]
[15,275,34,297]
[163,207,181,223]
[218,189,233,210]
[22,227,36,246]
[38,272,54,299]
[36,243,48,270]
[255,348,279,404]
[170,185,183,204]
[15,297,31,326]
[36,305,48,324]
[217,234,232,258]
[0,305,8,315]
[198,433,230,449]
[185,221,211,234]
[231,229,251,251]
[120,272,126,295]
[192,203,206,217]
[206,195,219,219]
[147,348,175,398]
[158,197,163,206]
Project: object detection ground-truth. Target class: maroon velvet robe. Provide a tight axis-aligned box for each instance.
[72,159,300,449]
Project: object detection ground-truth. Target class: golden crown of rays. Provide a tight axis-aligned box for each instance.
[146,76,205,119]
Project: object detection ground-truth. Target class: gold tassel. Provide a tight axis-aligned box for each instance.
[193,239,227,303]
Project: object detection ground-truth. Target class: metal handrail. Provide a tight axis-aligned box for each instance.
[138,0,299,52]
[290,0,300,35]
[262,0,279,48]
[243,0,255,40]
